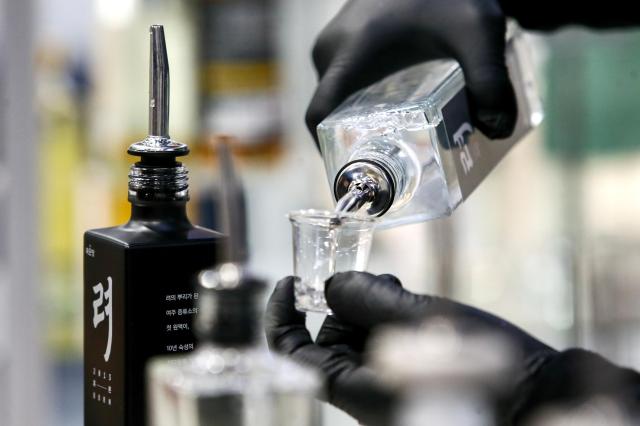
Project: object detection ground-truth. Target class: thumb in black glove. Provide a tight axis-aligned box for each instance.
[305,0,518,144]
[265,272,555,426]
[265,275,398,426]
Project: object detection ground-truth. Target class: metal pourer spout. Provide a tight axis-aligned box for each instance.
[127,25,190,202]
[127,25,188,160]
[334,179,377,213]
[149,25,170,138]
[334,160,396,217]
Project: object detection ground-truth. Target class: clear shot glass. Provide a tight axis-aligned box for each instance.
[289,209,375,314]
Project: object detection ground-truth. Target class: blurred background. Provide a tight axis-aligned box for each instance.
[2,0,640,425]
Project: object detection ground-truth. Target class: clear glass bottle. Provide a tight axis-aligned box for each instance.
[147,263,322,426]
[318,26,543,228]
[198,0,284,160]
[371,319,514,426]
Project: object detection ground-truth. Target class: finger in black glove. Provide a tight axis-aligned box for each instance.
[325,271,553,361]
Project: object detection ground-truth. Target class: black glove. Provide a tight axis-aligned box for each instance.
[305,0,518,143]
[267,272,640,424]
[265,272,555,425]
[499,1,640,31]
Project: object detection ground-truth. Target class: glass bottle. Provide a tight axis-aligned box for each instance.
[198,0,284,160]
[371,319,514,426]
[147,263,322,426]
[318,26,543,228]
[84,26,225,426]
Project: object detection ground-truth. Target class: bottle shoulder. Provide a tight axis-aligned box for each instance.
[85,223,224,248]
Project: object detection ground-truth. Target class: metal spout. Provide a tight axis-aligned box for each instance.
[217,141,248,264]
[149,25,169,138]
[334,160,396,217]
[128,25,188,158]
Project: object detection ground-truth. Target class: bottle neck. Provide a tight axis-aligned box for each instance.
[129,201,190,224]
[198,293,262,348]
[127,159,193,227]
[196,269,265,348]
[128,161,189,203]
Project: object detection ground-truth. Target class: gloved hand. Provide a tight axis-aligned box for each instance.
[265,272,556,426]
[305,0,519,143]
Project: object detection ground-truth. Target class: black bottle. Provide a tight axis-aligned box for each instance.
[83,25,225,426]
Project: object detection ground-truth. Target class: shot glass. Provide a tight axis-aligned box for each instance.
[289,209,375,314]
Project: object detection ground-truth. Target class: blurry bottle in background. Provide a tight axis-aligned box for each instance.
[149,139,319,426]
[589,238,640,368]
[196,137,250,245]
[147,264,321,426]
[372,319,513,426]
[197,0,284,161]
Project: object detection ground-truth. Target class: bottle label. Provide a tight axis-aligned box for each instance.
[442,89,476,181]
[84,230,220,426]
[84,237,125,425]
[441,89,519,199]
[92,276,113,363]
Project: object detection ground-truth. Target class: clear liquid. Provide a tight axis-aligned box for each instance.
[290,210,374,313]
[334,189,366,215]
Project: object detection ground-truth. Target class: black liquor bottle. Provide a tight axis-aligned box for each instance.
[84,25,225,426]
